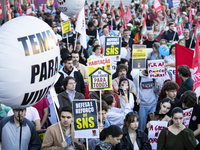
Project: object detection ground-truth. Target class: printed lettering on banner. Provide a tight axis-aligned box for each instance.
[88,58,112,91]
[148,60,165,78]
[72,100,99,138]
[183,107,193,128]
[148,121,168,149]
[104,37,121,61]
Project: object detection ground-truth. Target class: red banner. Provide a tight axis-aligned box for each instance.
[153,0,163,13]
[126,6,132,24]
[0,1,3,18]
[17,0,23,16]
[6,0,11,20]
[192,36,200,90]
[175,44,194,86]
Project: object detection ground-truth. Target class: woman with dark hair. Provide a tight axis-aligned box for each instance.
[157,107,196,150]
[92,125,123,150]
[173,91,200,149]
[146,98,173,133]
[118,77,139,112]
[121,112,152,150]
[89,45,103,59]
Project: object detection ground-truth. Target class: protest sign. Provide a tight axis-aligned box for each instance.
[148,121,168,149]
[148,60,165,78]
[72,100,99,138]
[104,37,121,61]
[88,57,112,91]
[132,45,146,69]
[173,0,180,8]
[61,20,71,38]
[153,0,163,13]
[183,107,193,128]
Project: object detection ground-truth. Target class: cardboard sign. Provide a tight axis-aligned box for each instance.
[72,100,99,138]
[104,37,121,61]
[61,20,71,38]
[132,45,146,69]
[88,58,112,91]
[173,0,180,8]
[148,121,168,150]
[148,60,165,78]
[183,107,193,128]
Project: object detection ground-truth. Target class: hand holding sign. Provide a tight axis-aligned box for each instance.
[0,16,60,108]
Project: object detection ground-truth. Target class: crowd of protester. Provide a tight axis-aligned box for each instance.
[1,0,200,149]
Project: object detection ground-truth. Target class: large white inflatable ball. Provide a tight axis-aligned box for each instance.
[57,0,85,17]
[0,16,60,108]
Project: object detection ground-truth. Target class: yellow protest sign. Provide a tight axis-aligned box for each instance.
[61,21,71,38]
[88,58,112,91]
[132,48,146,59]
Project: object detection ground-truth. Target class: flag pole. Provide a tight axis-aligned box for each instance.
[172,31,176,42]
[189,33,194,49]
[100,90,102,125]
[74,32,78,51]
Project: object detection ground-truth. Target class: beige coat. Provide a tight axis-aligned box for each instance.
[41,122,84,150]
[76,63,89,84]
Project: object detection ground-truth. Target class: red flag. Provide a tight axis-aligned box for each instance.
[111,7,114,18]
[120,0,127,29]
[142,3,146,19]
[101,0,106,11]
[175,43,194,86]
[17,0,23,16]
[26,0,32,16]
[0,1,3,18]
[6,0,11,20]
[73,14,78,22]
[153,0,163,13]
[192,36,200,90]
[126,6,132,24]
[108,0,110,11]
[174,8,183,36]
[141,18,148,39]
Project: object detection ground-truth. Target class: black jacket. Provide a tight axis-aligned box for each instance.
[54,70,85,95]
[122,37,134,51]
[121,127,152,150]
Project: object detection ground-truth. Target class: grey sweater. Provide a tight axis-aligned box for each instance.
[139,71,159,107]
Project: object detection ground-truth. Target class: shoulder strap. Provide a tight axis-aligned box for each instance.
[167,71,172,80]
[165,127,168,147]
[139,75,141,85]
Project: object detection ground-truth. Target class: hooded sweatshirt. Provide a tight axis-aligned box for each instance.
[139,71,159,107]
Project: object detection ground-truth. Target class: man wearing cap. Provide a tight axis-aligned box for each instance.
[0,108,40,149]
[161,23,179,43]
[54,53,85,95]
[122,29,134,51]
[86,21,97,46]
[143,32,158,48]
[75,39,89,66]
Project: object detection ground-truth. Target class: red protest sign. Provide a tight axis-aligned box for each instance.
[153,0,163,13]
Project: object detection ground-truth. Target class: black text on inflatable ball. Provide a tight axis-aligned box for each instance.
[21,84,52,106]
[31,56,58,84]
